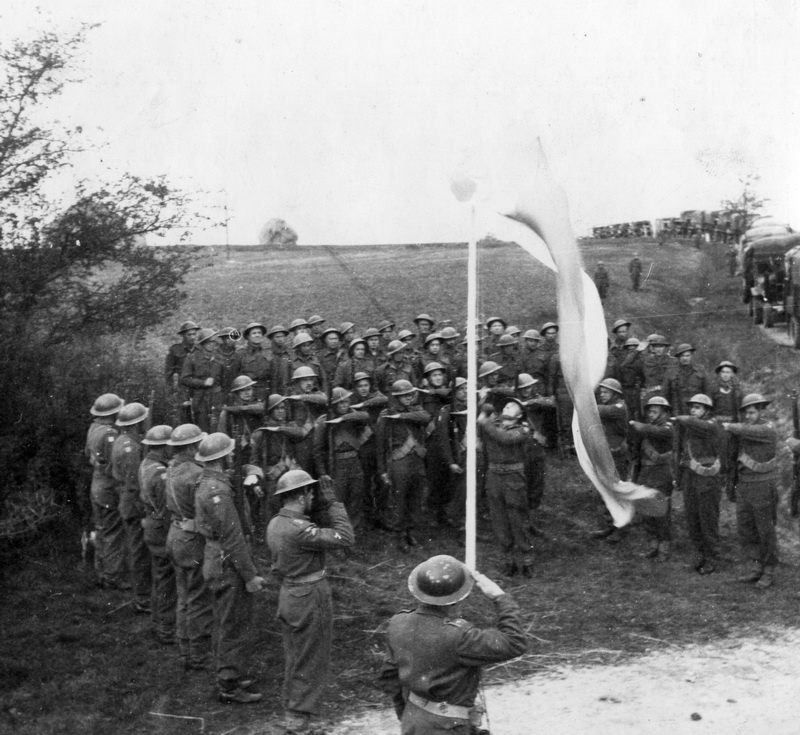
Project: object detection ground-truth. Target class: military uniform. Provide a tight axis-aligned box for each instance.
[181,350,224,432]
[230,344,273,400]
[420,387,453,525]
[629,257,643,290]
[490,349,522,387]
[85,418,126,587]
[166,450,213,668]
[217,343,240,395]
[291,354,328,395]
[250,420,305,521]
[194,468,260,688]
[437,401,467,526]
[267,495,354,720]
[549,353,574,452]
[594,264,610,300]
[352,388,389,527]
[616,350,645,423]
[111,431,152,609]
[333,356,376,389]
[139,448,177,642]
[318,347,342,390]
[165,343,194,423]
[376,358,420,395]
[597,397,630,479]
[379,594,526,734]
[641,353,677,408]
[286,391,329,476]
[671,364,708,415]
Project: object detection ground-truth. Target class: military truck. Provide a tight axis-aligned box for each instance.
[783,242,800,347]
[742,233,800,327]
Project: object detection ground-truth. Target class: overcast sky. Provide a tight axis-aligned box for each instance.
[2,1,798,244]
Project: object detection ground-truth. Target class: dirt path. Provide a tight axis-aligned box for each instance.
[331,626,800,734]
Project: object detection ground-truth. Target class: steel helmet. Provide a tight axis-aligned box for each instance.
[377,319,395,332]
[540,321,559,334]
[517,373,537,390]
[440,326,460,340]
[413,313,434,326]
[485,316,506,329]
[307,314,325,326]
[391,379,416,396]
[598,378,623,395]
[675,343,695,356]
[497,334,518,347]
[266,394,287,412]
[230,375,257,392]
[715,360,738,374]
[267,324,288,338]
[454,377,467,389]
[195,432,236,462]
[688,394,713,408]
[196,328,218,344]
[274,469,317,496]
[648,334,670,346]
[289,317,309,331]
[612,319,631,332]
[216,326,241,340]
[397,329,415,341]
[142,425,173,445]
[330,387,352,404]
[522,329,542,341]
[423,333,443,347]
[423,361,445,375]
[504,325,522,337]
[168,424,207,446]
[362,327,381,340]
[177,320,200,334]
[116,402,149,426]
[348,338,367,355]
[478,361,502,378]
[624,337,641,348]
[243,321,267,337]
[353,371,373,385]
[339,321,356,335]
[90,393,124,417]
[387,340,408,356]
[408,555,474,605]
[292,332,314,348]
[321,326,342,339]
[645,396,671,409]
[291,366,317,381]
[740,393,770,410]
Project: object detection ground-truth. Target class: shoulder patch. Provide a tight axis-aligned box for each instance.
[107,436,115,443]
[444,617,470,629]
[124,446,132,453]
[212,495,221,504]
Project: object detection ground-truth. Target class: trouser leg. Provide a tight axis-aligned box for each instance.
[186,565,214,668]
[150,552,177,640]
[94,503,126,585]
[123,516,152,606]
[212,566,253,685]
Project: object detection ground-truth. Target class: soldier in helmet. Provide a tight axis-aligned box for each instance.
[377,380,431,551]
[339,321,357,353]
[307,315,326,352]
[477,360,515,414]
[268,325,292,395]
[288,317,311,342]
[417,333,454,384]
[674,394,724,575]
[515,374,549,518]
[286,366,329,477]
[313,387,371,533]
[362,327,384,370]
[606,319,632,378]
[593,260,610,300]
[437,377,469,530]
[165,321,199,423]
[229,322,272,401]
[671,343,708,415]
[317,326,344,389]
[138,424,177,644]
[377,319,396,353]
[722,394,780,589]
[181,328,224,432]
[215,327,242,394]
[219,376,264,438]
[419,362,453,527]
[378,556,525,734]
[267,469,355,733]
[375,340,420,395]
[165,423,212,671]
[709,361,742,424]
[194,433,267,704]
[640,334,677,412]
[333,338,373,389]
[490,333,522,387]
[111,402,153,613]
[629,397,674,561]
[478,397,534,576]
[617,337,645,423]
[291,332,328,395]
[520,329,545,380]
[483,316,507,358]
[85,393,128,590]
[412,313,435,352]
[629,252,643,291]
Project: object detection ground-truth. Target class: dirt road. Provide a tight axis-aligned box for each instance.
[332,626,799,734]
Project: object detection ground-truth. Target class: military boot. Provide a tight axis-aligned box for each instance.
[736,561,763,584]
[754,567,775,589]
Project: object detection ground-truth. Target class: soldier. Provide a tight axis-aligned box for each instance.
[215,327,241,394]
[307,315,326,352]
[378,556,525,735]
[538,321,559,361]
[339,321,357,353]
[477,360,515,414]
[593,260,610,300]
[85,393,128,590]
[491,333,522,387]
[549,351,575,454]
[377,319,396,351]
[412,313,435,351]
[362,327,384,367]
[477,398,533,576]
[333,338,372,389]
[617,337,645,423]
[180,328,223,432]
[165,321,199,424]
[515,374,548,517]
[286,366,329,477]
[607,319,632,375]
[375,340,419,394]
[268,324,292,395]
[629,252,643,291]
[194,432,267,704]
[417,333,453,383]
[165,423,213,671]
[229,322,272,401]
[267,469,355,733]
[111,402,153,613]
[419,362,453,527]
[317,326,344,389]
[520,329,545,379]
[288,317,311,343]
[437,378,468,530]
[674,394,724,575]
[377,380,430,551]
[218,376,264,437]
[350,372,389,529]
[629,397,674,561]
[483,316,507,358]
[313,387,371,533]
[291,332,328,395]
[723,394,780,589]
[247,394,305,523]
[138,424,177,644]
[640,334,677,410]
[709,360,742,423]
[671,343,708,415]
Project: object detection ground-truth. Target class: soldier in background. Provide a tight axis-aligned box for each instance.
[194,433,267,704]
[307,315,326,352]
[608,319,632,374]
[291,332,328,395]
[594,260,610,300]
[317,326,344,390]
[165,321,199,423]
[640,334,677,411]
[438,377,468,530]
[85,393,127,590]
[412,313,435,352]
[629,252,643,291]
[165,423,212,672]
[138,424,177,644]
[230,323,272,401]
[286,366,329,477]
[111,402,153,613]
[515,374,548,517]
[671,343,708,415]
[491,333,522,388]
[419,362,453,528]
[376,340,419,394]
[334,338,372,389]
[215,327,241,395]
[483,316,507,358]
[181,328,224,432]
[339,321,357,353]
[268,325,292,395]
[288,317,311,343]
[377,319,396,353]
[617,337,645,423]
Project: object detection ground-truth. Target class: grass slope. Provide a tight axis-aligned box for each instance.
[2,238,799,735]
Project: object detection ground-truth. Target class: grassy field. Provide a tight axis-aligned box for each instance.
[2,237,800,735]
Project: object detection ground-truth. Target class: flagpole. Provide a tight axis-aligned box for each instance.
[465,202,477,570]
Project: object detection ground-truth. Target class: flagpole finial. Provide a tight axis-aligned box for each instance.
[450,177,476,203]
